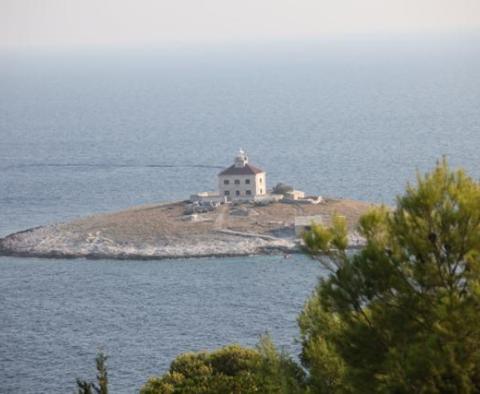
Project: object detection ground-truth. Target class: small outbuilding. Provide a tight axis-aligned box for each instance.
[294,215,324,237]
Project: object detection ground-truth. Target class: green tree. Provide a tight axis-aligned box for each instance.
[300,159,480,393]
[76,352,109,394]
[141,336,305,394]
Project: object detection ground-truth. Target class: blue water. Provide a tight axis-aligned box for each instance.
[1,36,480,392]
[0,255,322,393]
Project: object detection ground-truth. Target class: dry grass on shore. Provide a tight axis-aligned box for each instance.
[61,198,374,243]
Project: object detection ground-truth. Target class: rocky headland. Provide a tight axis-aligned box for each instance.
[0,198,374,260]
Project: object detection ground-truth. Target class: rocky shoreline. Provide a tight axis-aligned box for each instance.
[0,199,372,260]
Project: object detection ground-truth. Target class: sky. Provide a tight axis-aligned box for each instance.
[1,0,480,49]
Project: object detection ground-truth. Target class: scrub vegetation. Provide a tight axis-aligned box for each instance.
[79,160,480,393]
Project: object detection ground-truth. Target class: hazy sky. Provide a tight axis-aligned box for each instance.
[1,0,480,49]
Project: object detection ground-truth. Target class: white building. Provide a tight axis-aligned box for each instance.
[218,150,266,201]
[189,150,319,206]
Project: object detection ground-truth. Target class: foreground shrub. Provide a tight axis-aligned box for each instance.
[141,337,305,394]
[76,352,108,394]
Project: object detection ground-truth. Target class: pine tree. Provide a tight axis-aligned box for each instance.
[300,159,480,393]
[76,352,108,394]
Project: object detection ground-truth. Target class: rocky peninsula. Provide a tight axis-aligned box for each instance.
[0,198,373,260]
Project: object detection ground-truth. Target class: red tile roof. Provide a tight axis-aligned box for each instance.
[218,164,264,176]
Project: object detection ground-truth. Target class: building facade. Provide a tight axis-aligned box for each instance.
[218,150,266,201]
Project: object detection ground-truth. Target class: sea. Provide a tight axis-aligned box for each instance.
[1,34,479,393]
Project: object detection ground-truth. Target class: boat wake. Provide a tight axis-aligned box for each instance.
[2,162,224,171]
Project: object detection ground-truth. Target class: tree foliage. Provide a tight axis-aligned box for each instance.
[76,160,480,393]
[273,183,294,195]
[140,336,305,394]
[300,159,480,393]
[76,352,109,394]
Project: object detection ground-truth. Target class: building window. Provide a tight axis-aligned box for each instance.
[246,190,252,195]
[245,179,250,184]
[259,178,263,183]
[260,189,263,194]
[224,190,230,196]
[224,180,229,185]
[234,179,240,185]
[235,190,240,196]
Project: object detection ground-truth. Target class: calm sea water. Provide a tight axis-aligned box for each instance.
[1,36,479,392]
